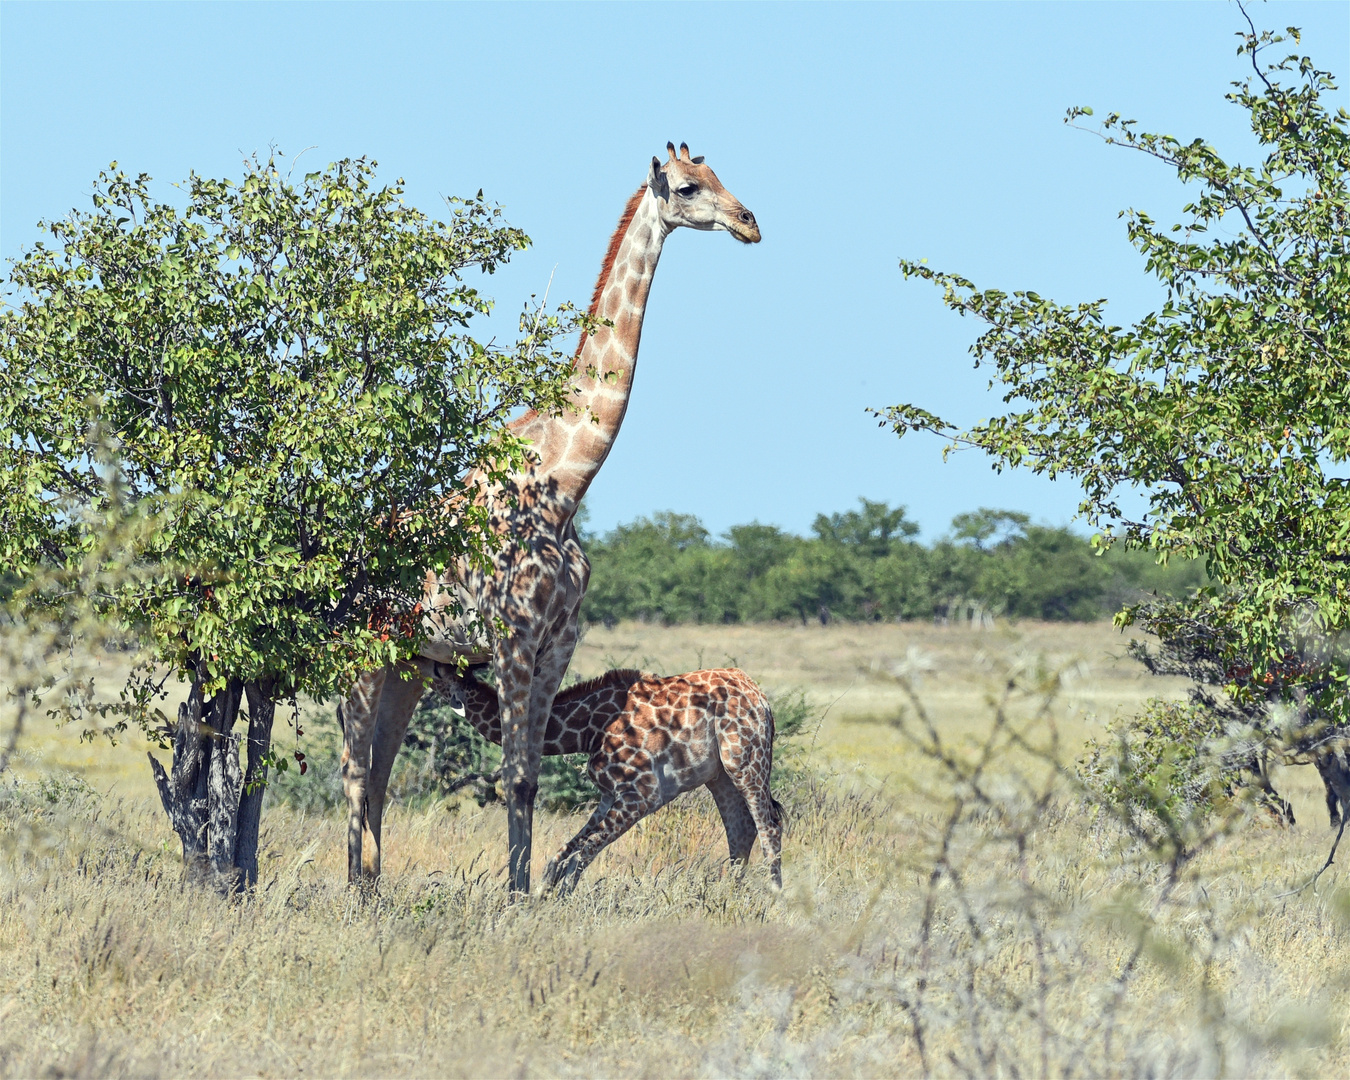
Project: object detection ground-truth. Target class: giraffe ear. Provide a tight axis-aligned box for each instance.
[690,155,705,165]
[648,157,669,199]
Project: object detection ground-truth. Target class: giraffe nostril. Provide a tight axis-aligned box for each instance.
[739,209,756,225]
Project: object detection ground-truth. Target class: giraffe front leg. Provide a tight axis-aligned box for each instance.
[542,787,654,896]
[496,636,540,896]
[542,792,614,894]
[341,666,387,885]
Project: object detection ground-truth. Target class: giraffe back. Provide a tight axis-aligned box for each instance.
[429,666,775,790]
[583,669,774,803]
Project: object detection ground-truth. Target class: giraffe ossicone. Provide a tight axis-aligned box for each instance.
[338,145,760,894]
[431,664,784,891]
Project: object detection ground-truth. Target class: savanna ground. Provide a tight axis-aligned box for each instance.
[3,620,1349,1077]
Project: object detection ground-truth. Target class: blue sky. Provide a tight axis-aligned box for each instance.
[3,1,1347,540]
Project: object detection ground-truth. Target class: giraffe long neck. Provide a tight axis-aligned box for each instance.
[454,678,511,745]
[453,678,607,756]
[510,186,668,519]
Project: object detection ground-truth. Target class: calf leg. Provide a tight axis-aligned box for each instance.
[720,758,783,889]
[706,770,757,865]
[543,787,658,896]
[717,704,784,888]
[740,782,783,889]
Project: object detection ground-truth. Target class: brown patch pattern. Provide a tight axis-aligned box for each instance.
[431,666,783,891]
[338,147,759,896]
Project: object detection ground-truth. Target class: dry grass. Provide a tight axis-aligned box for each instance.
[3,621,1349,1077]
[577,620,1200,794]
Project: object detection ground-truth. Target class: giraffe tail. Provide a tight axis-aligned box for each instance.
[762,697,785,827]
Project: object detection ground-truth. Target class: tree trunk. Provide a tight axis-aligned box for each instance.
[235,680,277,887]
[148,665,277,893]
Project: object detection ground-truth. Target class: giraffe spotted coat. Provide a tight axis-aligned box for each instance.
[338,144,761,894]
[432,665,783,890]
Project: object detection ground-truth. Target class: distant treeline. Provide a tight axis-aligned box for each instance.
[579,500,1206,626]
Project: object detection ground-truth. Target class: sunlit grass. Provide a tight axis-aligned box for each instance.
[3,620,1348,1076]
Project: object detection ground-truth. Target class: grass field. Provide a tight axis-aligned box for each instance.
[573,620,1191,789]
[3,620,1349,1076]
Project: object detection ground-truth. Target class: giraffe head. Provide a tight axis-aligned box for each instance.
[648,142,761,243]
[428,660,489,702]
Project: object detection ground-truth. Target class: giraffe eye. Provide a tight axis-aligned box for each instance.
[677,184,699,198]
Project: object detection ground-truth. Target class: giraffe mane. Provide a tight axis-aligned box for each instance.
[576,186,648,355]
[507,185,649,434]
[554,668,646,704]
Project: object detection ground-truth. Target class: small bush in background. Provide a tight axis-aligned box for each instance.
[1078,696,1297,846]
[264,737,345,815]
[764,687,822,791]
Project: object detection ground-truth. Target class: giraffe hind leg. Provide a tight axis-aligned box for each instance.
[721,764,782,889]
[361,660,428,879]
[1319,751,1350,828]
[341,666,387,885]
[707,770,757,866]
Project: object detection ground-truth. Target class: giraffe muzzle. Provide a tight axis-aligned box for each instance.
[728,207,761,244]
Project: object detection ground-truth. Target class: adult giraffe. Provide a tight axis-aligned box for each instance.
[339,143,760,892]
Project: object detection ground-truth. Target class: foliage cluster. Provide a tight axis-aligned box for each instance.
[0,467,161,779]
[0,154,580,885]
[1,155,578,712]
[882,17,1350,814]
[580,500,1204,627]
[1081,605,1350,828]
[1079,698,1235,821]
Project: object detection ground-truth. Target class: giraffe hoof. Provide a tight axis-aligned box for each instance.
[541,854,583,897]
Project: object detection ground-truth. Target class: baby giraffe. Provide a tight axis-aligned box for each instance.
[429,664,783,891]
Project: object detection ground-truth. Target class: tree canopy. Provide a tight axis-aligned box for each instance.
[878,16,1350,808]
[2,155,579,708]
[0,154,580,884]
[881,24,1347,666]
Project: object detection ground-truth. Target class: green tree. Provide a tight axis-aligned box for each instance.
[950,508,1030,550]
[812,498,919,557]
[0,155,579,888]
[725,522,798,582]
[879,15,1350,808]
[806,499,924,622]
[757,541,859,625]
[987,525,1112,621]
[582,512,716,625]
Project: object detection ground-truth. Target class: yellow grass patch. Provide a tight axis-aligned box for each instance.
[2,621,1348,1075]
